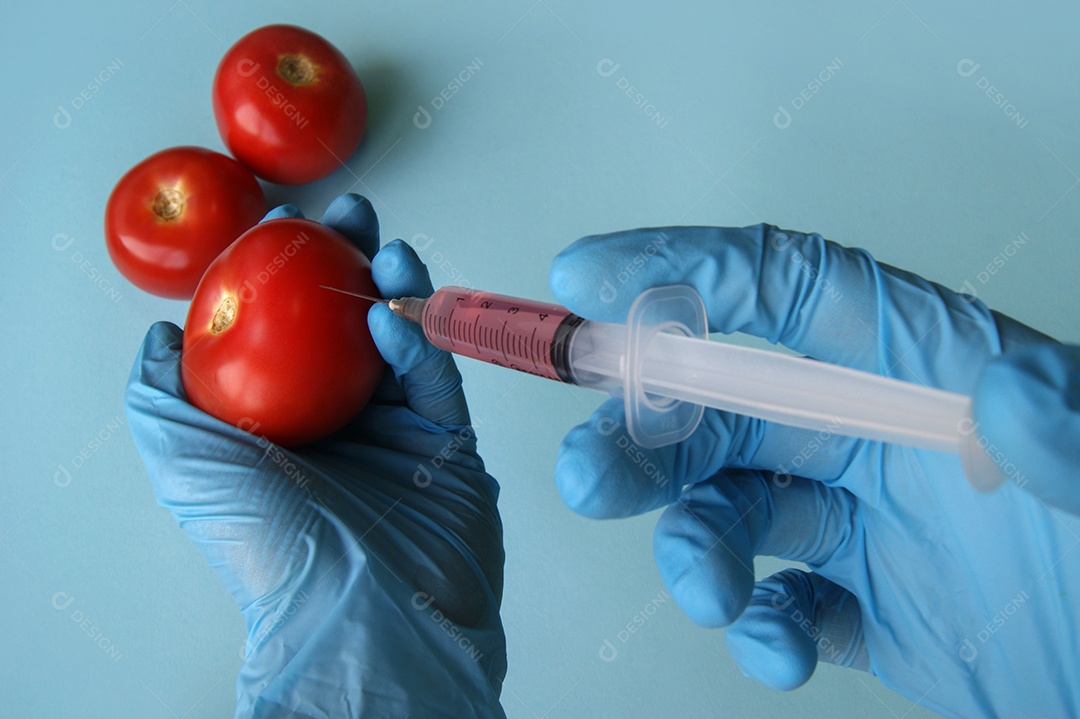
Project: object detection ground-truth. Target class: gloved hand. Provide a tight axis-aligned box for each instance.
[126,194,506,718]
[550,225,1079,718]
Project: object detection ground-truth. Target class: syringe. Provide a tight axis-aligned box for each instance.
[322,284,1003,492]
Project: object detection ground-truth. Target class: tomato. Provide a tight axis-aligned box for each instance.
[212,25,368,185]
[181,218,384,447]
[105,146,266,299]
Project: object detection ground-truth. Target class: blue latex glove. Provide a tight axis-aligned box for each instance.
[550,225,1079,718]
[126,195,506,718]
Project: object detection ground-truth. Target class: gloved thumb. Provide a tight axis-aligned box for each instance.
[973,342,1080,515]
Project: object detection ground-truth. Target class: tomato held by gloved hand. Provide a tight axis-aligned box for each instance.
[126,195,506,716]
[181,215,384,446]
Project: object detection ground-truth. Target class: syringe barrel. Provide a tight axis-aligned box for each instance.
[418,286,585,381]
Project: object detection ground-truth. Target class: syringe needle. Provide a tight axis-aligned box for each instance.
[318,285,389,304]
[318,285,424,323]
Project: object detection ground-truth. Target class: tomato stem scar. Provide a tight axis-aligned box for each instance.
[152,186,185,221]
[277,54,318,85]
[211,295,238,334]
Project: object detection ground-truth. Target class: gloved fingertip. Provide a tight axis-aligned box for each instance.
[554,424,610,519]
[654,496,756,627]
[726,569,867,690]
[128,321,185,400]
[368,302,428,370]
[322,193,373,223]
[370,237,412,273]
[974,343,1080,515]
[371,239,435,300]
[726,602,817,691]
[549,236,626,321]
[555,398,680,518]
[321,193,379,260]
[144,320,184,355]
[261,204,304,222]
[125,322,230,466]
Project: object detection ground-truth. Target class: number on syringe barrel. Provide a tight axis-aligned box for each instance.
[421,288,578,382]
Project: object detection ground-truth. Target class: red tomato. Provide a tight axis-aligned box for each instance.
[181,218,384,447]
[105,146,266,299]
[183,215,386,444]
[212,25,368,185]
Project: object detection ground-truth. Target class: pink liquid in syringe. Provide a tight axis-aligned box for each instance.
[421,287,583,381]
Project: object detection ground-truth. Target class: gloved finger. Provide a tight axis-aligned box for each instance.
[126,321,313,608]
[260,196,380,261]
[261,203,304,221]
[973,342,1080,515]
[368,239,471,427]
[725,569,869,691]
[556,396,863,519]
[550,225,1003,393]
[556,398,754,518]
[652,469,859,627]
[319,193,380,261]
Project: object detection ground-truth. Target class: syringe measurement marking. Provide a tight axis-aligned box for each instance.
[416,289,572,382]
[530,327,541,372]
[496,315,545,372]
[426,296,563,377]
[450,316,461,349]
[499,319,511,365]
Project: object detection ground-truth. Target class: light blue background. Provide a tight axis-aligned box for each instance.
[3,1,1078,716]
